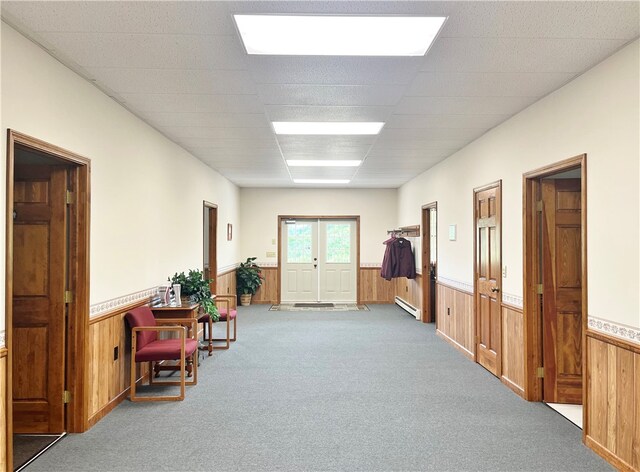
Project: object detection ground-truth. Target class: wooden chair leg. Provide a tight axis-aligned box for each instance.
[231,316,237,342]
[212,317,230,350]
[207,317,213,355]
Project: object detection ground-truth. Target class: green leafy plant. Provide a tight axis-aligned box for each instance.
[169,269,219,321]
[236,257,264,296]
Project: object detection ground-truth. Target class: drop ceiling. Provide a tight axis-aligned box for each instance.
[1,1,638,188]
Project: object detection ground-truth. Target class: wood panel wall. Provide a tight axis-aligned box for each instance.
[359,267,394,304]
[501,305,525,397]
[585,332,640,471]
[87,302,150,427]
[435,282,474,359]
[216,269,236,297]
[1,348,7,471]
[394,274,423,317]
[253,267,278,304]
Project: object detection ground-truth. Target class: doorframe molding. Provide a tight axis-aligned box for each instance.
[473,180,503,369]
[5,130,91,470]
[522,154,587,411]
[276,215,360,305]
[203,201,218,295]
[421,202,437,323]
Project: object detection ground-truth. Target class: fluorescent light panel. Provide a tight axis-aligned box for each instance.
[287,160,362,167]
[294,179,350,184]
[234,15,446,56]
[273,122,384,135]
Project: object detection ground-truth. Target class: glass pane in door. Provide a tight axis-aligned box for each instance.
[325,223,351,263]
[287,223,313,263]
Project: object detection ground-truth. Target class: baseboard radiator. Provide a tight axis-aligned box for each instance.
[395,296,419,319]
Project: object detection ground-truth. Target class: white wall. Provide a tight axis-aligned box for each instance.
[0,23,241,334]
[398,39,640,329]
[239,188,398,266]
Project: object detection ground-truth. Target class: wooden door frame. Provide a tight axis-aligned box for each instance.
[203,201,218,294]
[473,180,502,367]
[421,202,437,323]
[522,155,587,411]
[5,130,91,468]
[276,215,360,305]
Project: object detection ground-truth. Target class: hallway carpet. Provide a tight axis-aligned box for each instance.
[25,305,610,471]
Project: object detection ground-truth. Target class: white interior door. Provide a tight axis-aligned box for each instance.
[281,219,318,302]
[319,219,357,302]
[281,218,357,303]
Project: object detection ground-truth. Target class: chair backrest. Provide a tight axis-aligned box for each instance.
[125,306,157,350]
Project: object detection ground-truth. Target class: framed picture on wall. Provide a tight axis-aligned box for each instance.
[227,223,233,241]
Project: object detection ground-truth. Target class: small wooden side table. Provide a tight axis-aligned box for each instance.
[151,302,200,377]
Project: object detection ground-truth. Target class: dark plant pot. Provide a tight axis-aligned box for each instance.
[240,294,252,306]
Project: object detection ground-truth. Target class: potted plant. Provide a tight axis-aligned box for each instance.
[236,257,264,306]
[169,269,219,321]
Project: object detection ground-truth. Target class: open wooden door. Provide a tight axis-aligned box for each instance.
[475,183,502,377]
[12,165,67,433]
[203,203,218,294]
[541,178,582,403]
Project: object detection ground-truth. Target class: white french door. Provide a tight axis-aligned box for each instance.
[281,218,357,303]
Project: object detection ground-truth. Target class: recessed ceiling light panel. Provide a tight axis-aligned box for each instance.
[293,179,350,184]
[287,160,362,167]
[273,122,384,135]
[234,15,446,56]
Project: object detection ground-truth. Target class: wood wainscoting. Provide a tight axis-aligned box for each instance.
[501,304,525,397]
[1,347,7,471]
[585,331,640,471]
[253,267,277,304]
[87,300,151,428]
[216,268,236,298]
[360,267,394,304]
[435,282,474,359]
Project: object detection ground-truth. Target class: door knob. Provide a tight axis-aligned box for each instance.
[491,287,500,293]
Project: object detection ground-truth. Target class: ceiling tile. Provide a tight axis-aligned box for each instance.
[385,114,510,129]
[169,127,274,140]
[147,112,269,128]
[264,105,393,122]
[119,93,265,114]
[247,56,422,85]
[1,1,236,34]
[258,84,406,107]
[84,68,256,95]
[379,128,487,141]
[439,1,639,39]
[394,96,536,116]
[38,32,247,70]
[407,72,576,97]
[422,37,630,74]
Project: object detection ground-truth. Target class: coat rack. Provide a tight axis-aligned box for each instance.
[387,225,420,237]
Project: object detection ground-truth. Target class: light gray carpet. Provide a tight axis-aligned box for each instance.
[25,305,610,471]
[269,303,369,311]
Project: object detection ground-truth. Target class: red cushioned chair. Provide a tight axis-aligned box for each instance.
[199,294,237,354]
[126,306,198,402]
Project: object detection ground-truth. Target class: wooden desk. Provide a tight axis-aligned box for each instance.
[150,302,200,377]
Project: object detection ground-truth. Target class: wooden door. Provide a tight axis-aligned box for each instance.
[203,205,217,293]
[541,179,582,403]
[318,219,357,302]
[281,219,318,302]
[475,184,502,377]
[12,165,67,433]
